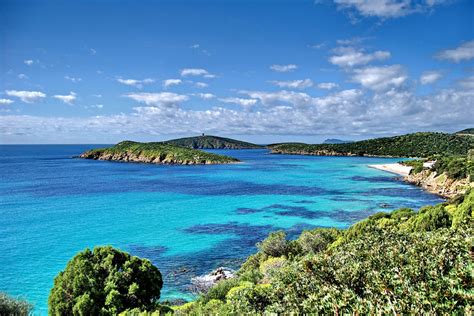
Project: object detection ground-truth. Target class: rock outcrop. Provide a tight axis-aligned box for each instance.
[404,170,473,198]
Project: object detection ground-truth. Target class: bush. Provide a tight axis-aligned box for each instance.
[49,246,163,315]
[0,292,32,316]
[256,231,291,257]
[297,228,340,254]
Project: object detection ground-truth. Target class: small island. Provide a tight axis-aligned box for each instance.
[79,141,239,165]
[164,135,264,149]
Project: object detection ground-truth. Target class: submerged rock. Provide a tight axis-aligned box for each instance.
[191,267,235,293]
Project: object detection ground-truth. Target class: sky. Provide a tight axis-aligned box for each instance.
[0,0,473,144]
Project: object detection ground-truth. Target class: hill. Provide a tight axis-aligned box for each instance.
[164,135,263,149]
[79,141,239,165]
[269,132,474,158]
[323,138,354,144]
[455,128,474,135]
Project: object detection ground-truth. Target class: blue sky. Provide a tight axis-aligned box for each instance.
[0,0,473,144]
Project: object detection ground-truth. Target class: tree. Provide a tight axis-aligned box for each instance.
[0,292,32,316]
[49,246,163,316]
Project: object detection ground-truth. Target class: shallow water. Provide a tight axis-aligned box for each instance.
[0,145,444,313]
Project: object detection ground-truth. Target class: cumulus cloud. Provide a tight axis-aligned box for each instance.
[317,82,339,90]
[117,78,155,88]
[219,97,258,109]
[0,98,14,105]
[334,0,446,19]
[2,84,473,143]
[5,90,46,103]
[458,76,474,90]
[351,65,407,91]
[270,79,314,89]
[180,68,215,78]
[18,74,28,80]
[53,92,77,105]
[420,71,442,85]
[65,76,82,83]
[270,64,298,72]
[436,40,474,63]
[195,82,209,88]
[163,79,182,88]
[24,60,35,66]
[125,92,189,108]
[195,93,216,100]
[329,47,391,67]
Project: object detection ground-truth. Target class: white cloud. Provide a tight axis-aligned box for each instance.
[334,0,446,18]
[92,94,102,98]
[180,68,215,77]
[436,40,474,63]
[163,79,182,88]
[190,44,200,49]
[0,98,14,105]
[270,79,314,89]
[125,92,189,108]
[270,64,298,72]
[195,93,216,100]
[117,78,155,88]
[317,82,339,90]
[329,47,391,67]
[90,48,97,55]
[420,71,442,85]
[458,76,474,90]
[219,97,258,109]
[351,65,407,90]
[24,60,35,66]
[5,90,46,103]
[18,74,28,80]
[242,90,313,108]
[195,82,209,88]
[91,104,104,109]
[53,92,77,105]
[65,76,82,83]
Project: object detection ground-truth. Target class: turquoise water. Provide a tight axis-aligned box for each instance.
[0,145,444,314]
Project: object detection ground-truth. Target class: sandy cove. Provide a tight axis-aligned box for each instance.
[367,163,413,176]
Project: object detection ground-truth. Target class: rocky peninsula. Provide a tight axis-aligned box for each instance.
[79,141,239,165]
[164,135,263,149]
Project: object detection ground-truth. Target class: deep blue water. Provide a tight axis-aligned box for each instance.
[0,145,444,313]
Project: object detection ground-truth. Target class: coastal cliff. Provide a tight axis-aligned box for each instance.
[404,170,473,198]
[79,141,239,165]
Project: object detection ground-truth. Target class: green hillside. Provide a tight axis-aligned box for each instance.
[79,141,239,165]
[456,128,474,135]
[269,132,474,158]
[164,135,263,149]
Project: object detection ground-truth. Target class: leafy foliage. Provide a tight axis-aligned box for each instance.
[49,246,163,315]
[0,292,32,316]
[178,190,474,314]
[80,140,239,165]
[269,132,474,157]
[164,135,263,149]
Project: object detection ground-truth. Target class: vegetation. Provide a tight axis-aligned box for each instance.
[0,292,32,316]
[269,132,474,157]
[49,246,163,315]
[456,128,474,135]
[402,156,474,181]
[171,190,473,315]
[164,135,263,149]
[80,141,239,165]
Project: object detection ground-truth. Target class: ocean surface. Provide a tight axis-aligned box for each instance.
[0,145,444,314]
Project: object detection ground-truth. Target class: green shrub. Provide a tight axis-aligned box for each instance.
[403,204,452,232]
[0,292,32,316]
[200,278,240,303]
[256,231,291,257]
[297,228,340,254]
[49,246,163,315]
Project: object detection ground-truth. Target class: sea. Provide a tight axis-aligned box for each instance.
[0,145,444,314]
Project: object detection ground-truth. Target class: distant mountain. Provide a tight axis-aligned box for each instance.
[455,128,474,135]
[269,132,474,158]
[323,138,354,144]
[164,135,263,149]
[79,141,239,165]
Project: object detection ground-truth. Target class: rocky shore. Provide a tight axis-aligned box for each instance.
[370,163,473,198]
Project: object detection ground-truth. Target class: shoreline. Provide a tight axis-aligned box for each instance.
[367,163,412,177]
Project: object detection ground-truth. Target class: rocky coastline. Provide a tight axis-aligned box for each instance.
[404,170,473,199]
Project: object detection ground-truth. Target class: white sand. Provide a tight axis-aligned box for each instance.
[368,163,412,176]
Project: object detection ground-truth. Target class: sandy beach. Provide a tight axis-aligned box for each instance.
[368,163,413,176]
